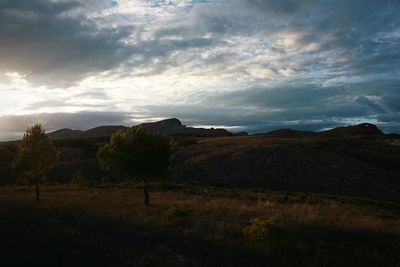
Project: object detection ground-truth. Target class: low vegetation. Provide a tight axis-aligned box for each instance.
[0,122,399,266]
[70,171,97,187]
[242,218,287,246]
[0,184,399,266]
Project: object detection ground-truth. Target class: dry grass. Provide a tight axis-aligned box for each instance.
[2,184,399,235]
[1,184,399,266]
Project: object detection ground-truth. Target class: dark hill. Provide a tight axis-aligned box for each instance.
[79,126,128,139]
[49,126,127,140]
[49,118,232,140]
[3,120,400,202]
[49,121,386,141]
[171,135,400,202]
[256,123,385,139]
[49,128,83,140]
[319,123,384,138]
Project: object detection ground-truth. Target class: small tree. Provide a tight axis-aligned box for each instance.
[13,124,60,201]
[97,127,176,206]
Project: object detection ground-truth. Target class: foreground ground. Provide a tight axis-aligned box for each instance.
[0,184,399,266]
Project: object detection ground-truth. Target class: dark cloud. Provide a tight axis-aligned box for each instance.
[1,0,399,85]
[244,0,317,15]
[203,1,399,77]
[0,0,134,85]
[206,84,341,108]
[356,96,386,113]
[0,0,221,85]
[140,80,400,133]
[0,0,399,135]
[383,95,400,111]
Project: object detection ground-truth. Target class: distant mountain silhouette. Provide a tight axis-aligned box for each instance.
[49,118,232,140]
[257,123,385,139]
[3,119,399,201]
[49,128,83,140]
[79,126,128,139]
[49,119,389,141]
[49,126,127,140]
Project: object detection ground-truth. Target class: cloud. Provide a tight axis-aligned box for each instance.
[0,0,134,85]
[0,0,399,136]
[1,0,399,86]
[138,79,400,133]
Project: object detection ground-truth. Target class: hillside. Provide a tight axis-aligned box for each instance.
[49,126,128,140]
[2,121,400,202]
[258,123,384,139]
[171,135,400,202]
[49,128,84,140]
[48,121,387,141]
[319,123,384,138]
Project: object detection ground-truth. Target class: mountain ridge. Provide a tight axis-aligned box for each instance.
[48,119,390,140]
[48,118,234,140]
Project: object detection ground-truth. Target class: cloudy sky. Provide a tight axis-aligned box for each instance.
[0,0,399,140]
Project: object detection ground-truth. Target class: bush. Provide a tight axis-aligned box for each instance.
[100,176,112,186]
[70,171,97,187]
[243,218,288,246]
[165,205,192,225]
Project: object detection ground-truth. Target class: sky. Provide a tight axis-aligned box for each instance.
[0,0,399,140]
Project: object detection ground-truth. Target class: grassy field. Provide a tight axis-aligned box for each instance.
[1,183,399,266]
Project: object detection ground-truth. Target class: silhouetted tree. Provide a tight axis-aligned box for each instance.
[13,124,60,201]
[97,127,176,206]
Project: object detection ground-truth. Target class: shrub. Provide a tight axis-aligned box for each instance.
[243,218,288,246]
[70,171,97,187]
[100,176,112,186]
[165,205,192,225]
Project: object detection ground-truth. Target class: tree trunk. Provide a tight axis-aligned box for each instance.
[143,183,150,206]
[35,182,40,202]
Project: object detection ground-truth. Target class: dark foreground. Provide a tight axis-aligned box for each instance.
[1,184,399,266]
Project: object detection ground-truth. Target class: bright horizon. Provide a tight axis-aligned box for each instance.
[1,0,399,141]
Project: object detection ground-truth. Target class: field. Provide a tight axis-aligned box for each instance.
[1,183,399,266]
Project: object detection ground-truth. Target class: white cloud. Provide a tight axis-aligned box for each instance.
[0,0,400,139]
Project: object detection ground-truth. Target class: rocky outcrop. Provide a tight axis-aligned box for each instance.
[138,118,232,137]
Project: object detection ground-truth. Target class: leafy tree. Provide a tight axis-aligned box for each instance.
[13,124,60,201]
[97,127,176,206]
